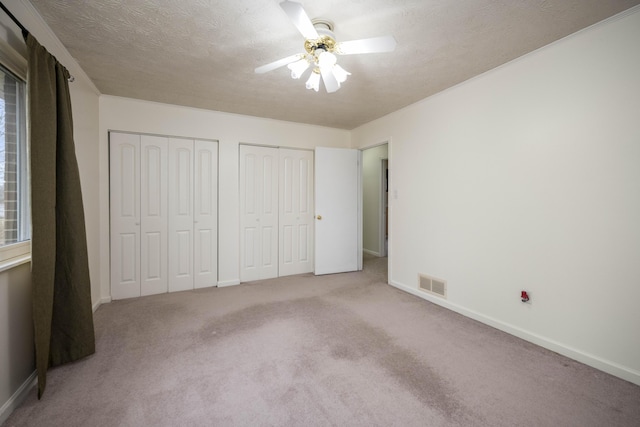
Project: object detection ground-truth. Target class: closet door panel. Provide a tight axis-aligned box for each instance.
[168,138,194,292]
[140,135,168,296]
[110,132,141,299]
[262,224,275,267]
[279,149,314,276]
[194,140,218,289]
[243,226,257,269]
[240,148,262,282]
[280,153,296,275]
[297,154,313,267]
[240,145,278,281]
[261,153,278,275]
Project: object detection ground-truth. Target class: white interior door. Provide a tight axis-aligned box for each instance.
[168,138,194,292]
[315,147,359,275]
[239,145,279,282]
[110,132,141,299]
[193,140,218,289]
[279,149,314,276]
[140,135,168,296]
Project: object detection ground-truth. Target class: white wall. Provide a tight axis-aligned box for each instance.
[71,72,101,308]
[98,96,351,299]
[362,144,388,256]
[352,7,640,385]
[0,263,32,423]
[0,0,101,421]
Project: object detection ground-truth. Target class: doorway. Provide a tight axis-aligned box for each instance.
[381,158,388,257]
[361,143,389,277]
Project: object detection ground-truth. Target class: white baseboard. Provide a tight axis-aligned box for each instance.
[363,249,381,257]
[92,297,112,313]
[0,371,36,425]
[217,279,240,288]
[388,279,640,387]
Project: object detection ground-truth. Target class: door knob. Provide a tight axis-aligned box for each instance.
[316,215,322,220]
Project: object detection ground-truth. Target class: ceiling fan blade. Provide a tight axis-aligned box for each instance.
[320,67,340,93]
[255,54,302,74]
[336,35,397,55]
[279,0,319,40]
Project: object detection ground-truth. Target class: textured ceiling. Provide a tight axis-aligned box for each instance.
[30,0,640,129]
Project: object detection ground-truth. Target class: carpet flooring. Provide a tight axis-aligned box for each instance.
[5,256,640,426]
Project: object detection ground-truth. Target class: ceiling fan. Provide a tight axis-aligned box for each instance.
[255,0,397,93]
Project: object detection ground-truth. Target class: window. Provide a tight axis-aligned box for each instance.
[0,62,29,264]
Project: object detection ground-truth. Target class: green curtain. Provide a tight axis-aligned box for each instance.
[25,33,95,399]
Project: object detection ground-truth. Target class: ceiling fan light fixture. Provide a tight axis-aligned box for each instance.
[333,64,350,83]
[305,70,321,91]
[256,1,397,93]
[287,57,310,79]
[317,51,337,68]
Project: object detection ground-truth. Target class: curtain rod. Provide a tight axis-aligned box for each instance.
[0,2,28,38]
[0,1,75,82]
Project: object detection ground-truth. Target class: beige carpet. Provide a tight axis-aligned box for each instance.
[6,257,640,426]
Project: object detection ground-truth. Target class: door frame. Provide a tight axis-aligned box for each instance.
[358,139,391,281]
[380,158,388,257]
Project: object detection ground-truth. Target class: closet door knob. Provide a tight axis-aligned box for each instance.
[316,215,322,220]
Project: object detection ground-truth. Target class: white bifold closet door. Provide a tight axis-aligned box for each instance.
[110,132,217,300]
[279,148,314,276]
[193,140,219,288]
[168,138,194,292]
[110,133,142,299]
[168,138,219,291]
[110,133,168,299]
[239,145,279,282]
[239,145,314,281]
